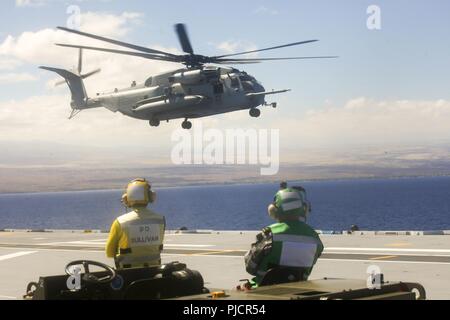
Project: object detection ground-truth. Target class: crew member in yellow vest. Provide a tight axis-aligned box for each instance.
[106,178,166,269]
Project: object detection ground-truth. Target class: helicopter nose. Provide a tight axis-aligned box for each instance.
[253,81,265,93]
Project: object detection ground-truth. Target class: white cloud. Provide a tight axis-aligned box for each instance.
[253,6,279,16]
[0,58,22,70]
[15,0,46,7]
[0,72,37,83]
[216,40,259,59]
[0,93,179,150]
[0,11,142,66]
[0,10,183,157]
[0,10,187,165]
[0,10,179,91]
[15,0,113,7]
[78,11,143,37]
[1,94,450,167]
[276,98,450,148]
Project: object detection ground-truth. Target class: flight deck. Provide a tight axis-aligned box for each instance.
[0,230,449,300]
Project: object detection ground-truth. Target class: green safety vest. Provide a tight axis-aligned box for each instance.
[250,220,324,286]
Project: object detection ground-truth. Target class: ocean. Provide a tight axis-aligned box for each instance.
[1,176,449,231]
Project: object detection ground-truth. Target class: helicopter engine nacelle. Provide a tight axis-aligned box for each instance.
[171,70,203,85]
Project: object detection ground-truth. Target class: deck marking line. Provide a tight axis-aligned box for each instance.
[320,258,450,265]
[0,251,37,262]
[163,253,243,259]
[165,244,216,248]
[369,255,398,260]
[188,250,236,256]
[385,242,412,247]
[38,241,215,248]
[325,247,450,253]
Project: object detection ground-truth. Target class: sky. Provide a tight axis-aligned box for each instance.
[0,0,449,169]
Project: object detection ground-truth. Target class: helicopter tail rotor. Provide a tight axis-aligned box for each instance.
[55,48,101,86]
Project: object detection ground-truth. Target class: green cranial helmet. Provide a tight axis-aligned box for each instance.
[274,187,307,218]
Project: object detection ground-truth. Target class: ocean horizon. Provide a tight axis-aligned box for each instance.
[1,176,449,231]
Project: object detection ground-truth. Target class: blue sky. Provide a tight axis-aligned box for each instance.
[0,0,450,167]
[1,0,449,104]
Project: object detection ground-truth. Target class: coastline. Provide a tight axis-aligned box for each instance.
[1,173,450,196]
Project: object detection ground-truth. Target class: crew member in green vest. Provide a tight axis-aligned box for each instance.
[244,185,324,288]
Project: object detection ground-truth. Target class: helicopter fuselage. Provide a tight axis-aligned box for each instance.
[85,66,267,126]
[42,23,334,129]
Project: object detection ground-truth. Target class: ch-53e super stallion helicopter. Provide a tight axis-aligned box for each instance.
[41,24,336,129]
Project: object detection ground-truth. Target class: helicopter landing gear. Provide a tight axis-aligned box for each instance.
[182,119,192,130]
[264,102,277,108]
[249,108,261,118]
[149,119,160,127]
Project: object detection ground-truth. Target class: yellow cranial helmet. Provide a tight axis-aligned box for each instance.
[125,178,156,207]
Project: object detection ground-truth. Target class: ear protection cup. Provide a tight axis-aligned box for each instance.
[121,193,130,208]
[268,204,279,220]
[148,190,157,204]
[302,203,310,221]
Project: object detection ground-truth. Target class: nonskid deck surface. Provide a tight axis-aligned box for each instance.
[0,230,449,300]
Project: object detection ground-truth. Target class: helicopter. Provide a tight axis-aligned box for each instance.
[40,24,336,129]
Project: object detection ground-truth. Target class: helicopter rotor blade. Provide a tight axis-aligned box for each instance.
[215,56,339,62]
[55,79,67,87]
[175,24,194,54]
[54,68,100,86]
[57,26,180,58]
[213,40,319,59]
[213,61,261,65]
[81,68,101,79]
[56,43,181,63]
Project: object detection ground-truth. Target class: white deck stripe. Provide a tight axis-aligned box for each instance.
[324,251,450,257]
[162,253,450,264]
[165,244,215,248]
[162,253,243,259]
[320,258,450,266]
[37,241,448,253]
[38,241,215,248]
[0,247,448,265]
[325,247,450,254]
[0,251,37,262]
[0,295,17,300]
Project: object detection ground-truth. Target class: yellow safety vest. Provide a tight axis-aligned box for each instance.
[106,208,166,269]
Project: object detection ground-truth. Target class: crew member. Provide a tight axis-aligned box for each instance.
[244,185,323,288]
[106,178,166,269]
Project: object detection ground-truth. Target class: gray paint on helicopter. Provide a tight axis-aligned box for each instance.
[40,24,336,129]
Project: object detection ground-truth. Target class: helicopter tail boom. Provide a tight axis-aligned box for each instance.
[40,66,91,110]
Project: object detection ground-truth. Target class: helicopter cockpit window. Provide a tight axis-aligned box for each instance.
[144,77,153,87]
[241,81,254,92]
[239,75,254,82]
[230,76,240,89]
